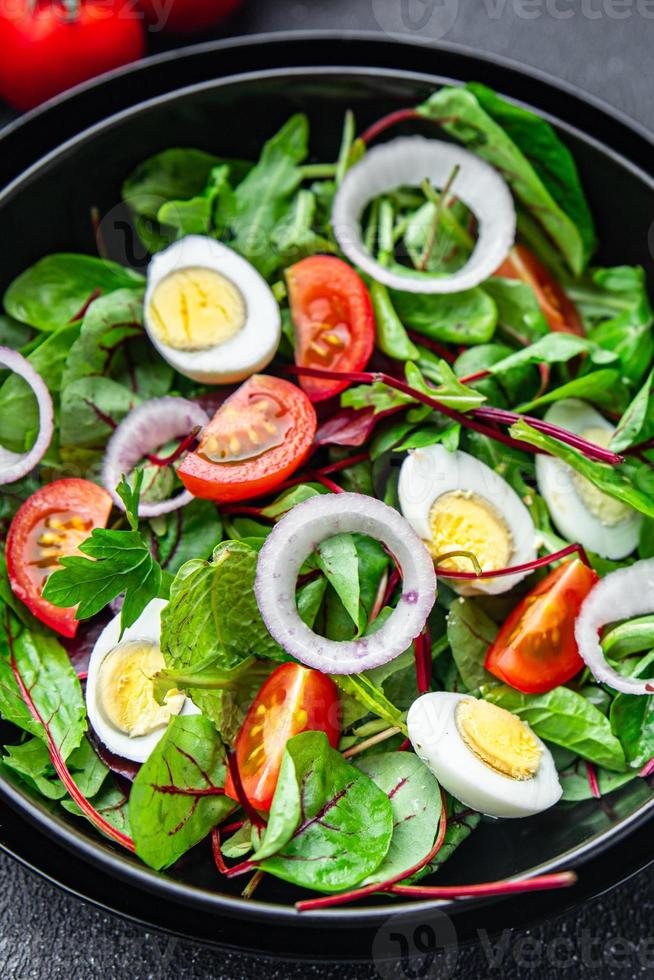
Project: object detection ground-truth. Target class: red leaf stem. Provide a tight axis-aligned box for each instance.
[436,543,590,581]
[360,108,422,144]
[145,426,201,467]
[388,871,577,901]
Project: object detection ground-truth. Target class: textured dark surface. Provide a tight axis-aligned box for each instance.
[0,0,653,976]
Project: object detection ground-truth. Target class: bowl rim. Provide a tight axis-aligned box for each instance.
[0,38,652,928]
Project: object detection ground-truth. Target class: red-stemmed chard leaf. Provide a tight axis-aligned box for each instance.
[314,406,405,448]
[129,715,234,870]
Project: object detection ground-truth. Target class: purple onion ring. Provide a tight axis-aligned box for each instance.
[101,397,209,517]
[255,492,437,674]
[0,346,54,485]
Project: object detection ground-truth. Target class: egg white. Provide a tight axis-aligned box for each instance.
[86,598,199,763]
[143,235,281,384]
[398,444,538,595]
[407,692,562,819]
[535,399,641,560]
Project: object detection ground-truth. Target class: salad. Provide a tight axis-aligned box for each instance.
[1,81,653,909]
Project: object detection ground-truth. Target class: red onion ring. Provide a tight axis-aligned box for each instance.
[575,559,654,696]
[0,346,53,485]
[254,492,437,674]
[101,397,209,517]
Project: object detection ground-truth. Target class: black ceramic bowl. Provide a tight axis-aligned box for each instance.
[0,33,652,961]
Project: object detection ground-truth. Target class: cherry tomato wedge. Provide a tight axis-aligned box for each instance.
[6,479,113,638]
[495,244,585,336]
[178,375,317,504]
[287,255,375,402]
[224,662,340,812]
[484,559,599,694]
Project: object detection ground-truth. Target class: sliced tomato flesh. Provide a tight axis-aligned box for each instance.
[485,558,599,694]
[287,255,375,402]
[178,375,317,504]
[6,478,113,637]
[495,244,585,336]
[224,662,340,812]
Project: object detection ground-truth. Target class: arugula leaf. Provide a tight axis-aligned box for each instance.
[42,528,162,632]
[355,753,441,885]
[0,323,81,453]
[130,715,233,870]
[466,83,596,264]
[393,423,461,454]
[271,188,333,263]
[3,255,143,332]
[230,114,309,278]
[405,360,487,413]
[392,287,497,346]
[255,731,393,892]
[0,622,86,762]
[482,683,627,771]
[419,86,588,274]
[446,598,497,691]
[510,419,654,519]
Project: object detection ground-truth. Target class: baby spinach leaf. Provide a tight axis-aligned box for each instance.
[0,313,34,349]
[145,499,223,575]
[3,254,143,332]
[255,731,393,892]
[419,86,587,274]
[569,265,654,385]
[392,287,497,346]
[609,651,654,768]
[0,323,81,453]
[355,753,441,885]
[0,623,86,762]
[316,533,360,630]
[455,342,539,407]
[559,758,637,801]
[466,83,596,265]
[130,715,233,870]
[510,419,654,519]
[122,147,226,219]
[230,114,309,278]
[157,164,232,238]
[42,528,162,633]
[482,683,627,772]
[446,598,497,691]
[482,278,549,344]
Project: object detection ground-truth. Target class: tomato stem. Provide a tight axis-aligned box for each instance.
[295,786,448,911]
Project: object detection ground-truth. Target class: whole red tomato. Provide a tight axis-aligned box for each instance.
[0,0,145,111]
[138,0,244,34]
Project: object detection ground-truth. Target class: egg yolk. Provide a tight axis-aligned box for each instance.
[456,698,542,781]
[147,267,246,351]
[96,641,184,738]
[428,491,512,572]
[570,426,633,527]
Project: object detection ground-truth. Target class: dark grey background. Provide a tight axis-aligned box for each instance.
[1,0,653,976]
